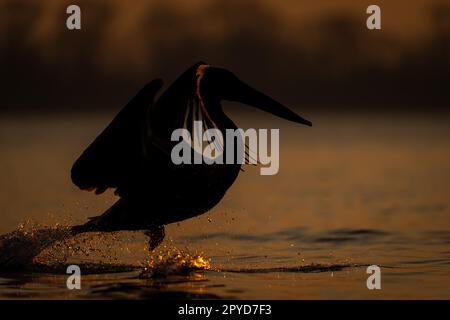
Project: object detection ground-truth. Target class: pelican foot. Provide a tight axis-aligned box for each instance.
[144,225,165,251]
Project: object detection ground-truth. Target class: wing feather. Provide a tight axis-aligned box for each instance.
[71,79,163,193]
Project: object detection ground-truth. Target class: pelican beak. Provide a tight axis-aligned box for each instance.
[230,79,312,127]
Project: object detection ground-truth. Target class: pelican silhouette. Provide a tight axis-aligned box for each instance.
[70,62,311,250]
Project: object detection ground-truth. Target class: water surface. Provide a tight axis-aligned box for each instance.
[0,111,449,299]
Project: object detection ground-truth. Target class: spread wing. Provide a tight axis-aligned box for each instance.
[71,79,163,194]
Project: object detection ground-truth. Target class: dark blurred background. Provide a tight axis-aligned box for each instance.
[1,0,449,113]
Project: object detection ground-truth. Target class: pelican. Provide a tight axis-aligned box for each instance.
[70,62,312,250]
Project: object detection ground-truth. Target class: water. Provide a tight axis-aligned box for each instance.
[0,111,449,299]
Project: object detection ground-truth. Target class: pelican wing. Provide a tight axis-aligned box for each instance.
[71,79,163,194]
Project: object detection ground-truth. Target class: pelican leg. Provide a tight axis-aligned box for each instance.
[144,225,165,251]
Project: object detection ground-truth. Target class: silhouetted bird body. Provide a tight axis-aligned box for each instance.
[70,62,311,249]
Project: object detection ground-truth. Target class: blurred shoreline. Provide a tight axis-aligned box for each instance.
[1,0,449,113]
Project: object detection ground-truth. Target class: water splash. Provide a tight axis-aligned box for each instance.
[0,221,212,277]
[0,220,141,272]
[140,245,211,278]
[0,221,72,270]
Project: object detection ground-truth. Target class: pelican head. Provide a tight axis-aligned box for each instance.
[197,65,312,127]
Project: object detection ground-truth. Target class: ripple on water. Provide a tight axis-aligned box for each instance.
[180,227,391,245]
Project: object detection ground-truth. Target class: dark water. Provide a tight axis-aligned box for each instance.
[0,112,449,299]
